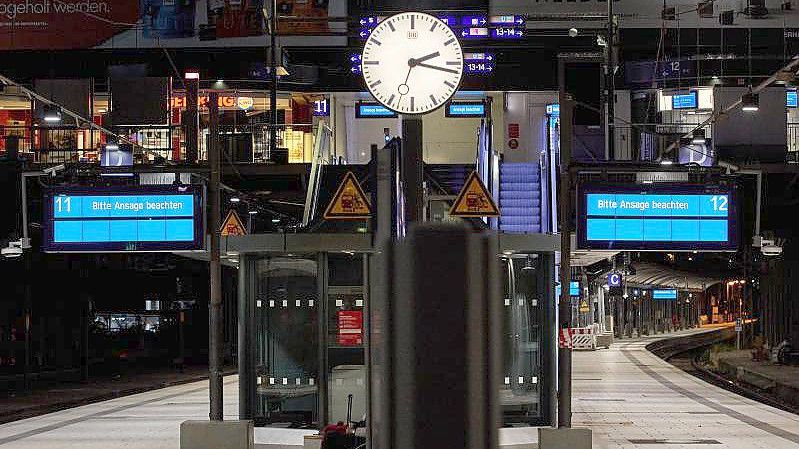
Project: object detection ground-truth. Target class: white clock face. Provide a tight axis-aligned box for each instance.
[361,12,464,115]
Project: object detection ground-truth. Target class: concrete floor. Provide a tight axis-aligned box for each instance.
[575,330,799,449]
[1,328,799,448]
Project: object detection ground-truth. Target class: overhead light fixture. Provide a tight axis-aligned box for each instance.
[43,104,61,123]
[692,129,706,144]
[230,197,241,203]
[1,239,26,259]
[742,91,759,112]
[185,71,200,80]
[660,160,674,165]
[248,210,258,215]
[522,256,535,271]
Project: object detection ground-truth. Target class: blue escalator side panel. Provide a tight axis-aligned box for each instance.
[499,162,544,234]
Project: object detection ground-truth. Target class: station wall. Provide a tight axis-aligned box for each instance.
[502,91,557,164]
[330,92,507,165]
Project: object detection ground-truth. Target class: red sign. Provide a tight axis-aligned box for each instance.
[508,123,520,139]
[337,310,363,346]
[171,95,254,110]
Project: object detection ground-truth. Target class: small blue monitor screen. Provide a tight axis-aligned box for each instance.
[672,91,698,109]
[556,281,581,297]
[788,90,798,108]
[445,102,486,118]
[653,289,678,300]
[356,103,397,118]
[44,186,204,253]
[578,184,738,251]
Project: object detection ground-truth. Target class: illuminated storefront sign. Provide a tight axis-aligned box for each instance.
[171,95,256,109]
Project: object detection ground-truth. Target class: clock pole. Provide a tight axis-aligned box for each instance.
[401,114,424,227]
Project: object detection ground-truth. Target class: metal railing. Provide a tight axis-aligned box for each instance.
[0,123,322,165]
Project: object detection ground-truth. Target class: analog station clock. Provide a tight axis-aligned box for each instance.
[361,12,464,115]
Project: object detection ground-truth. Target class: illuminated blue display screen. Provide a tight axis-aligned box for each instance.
[788,90,798,108]
[653,289,678,300]
[446,102,486,117]
[356,103,397,118]
[578,184,737,251]
[672,91,698,109]
[44,187,204,252]
[555,281,581,297]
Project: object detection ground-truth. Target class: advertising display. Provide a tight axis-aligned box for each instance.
[44,185,204,252]
[0,0,345,50]
[491,0,799,29]
[577,183,738,251]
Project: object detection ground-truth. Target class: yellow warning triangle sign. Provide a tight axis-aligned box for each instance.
[579,299,590,313]
[324,171,372,220]
[449,171,500,218]
[221,209,247,236]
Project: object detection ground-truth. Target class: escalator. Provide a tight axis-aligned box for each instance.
[498,162,543,234]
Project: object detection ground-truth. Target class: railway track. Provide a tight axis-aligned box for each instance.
[649,328,799,416]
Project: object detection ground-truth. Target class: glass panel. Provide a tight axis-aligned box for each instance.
[255,256,319,425]
[501,255,543,424]
[327,254,366,425]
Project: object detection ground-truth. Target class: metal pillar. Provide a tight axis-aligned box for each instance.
[269,0,279,160]
[605,0,616,161]
[368,141,397,449]
[387,224,500,449]
[185,75,199,163]
[557,58,574,428]
[401,115,424,227]
[317,253,329,425]
[208,91,224,421]
[541,253,558,426]
[238,255,257,419]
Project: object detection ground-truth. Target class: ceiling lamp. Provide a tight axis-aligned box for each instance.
[692,129,706,144]
[43,104,62,123]
[742,91,759,112]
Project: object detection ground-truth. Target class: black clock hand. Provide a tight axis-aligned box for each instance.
[412,51,440,65]
[416,62,459,74]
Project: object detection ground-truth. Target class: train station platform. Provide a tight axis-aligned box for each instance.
[715,349,799,409]
[2,328,799,449]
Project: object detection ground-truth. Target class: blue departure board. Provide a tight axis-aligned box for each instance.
[672,91,698,109]
[577,184,738,251]
[653,289,678,300]
[44,186,204,252]
[445,102,486,117]
[355,103,397,118]
[555,281,581,297]
[788,90,798,108]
